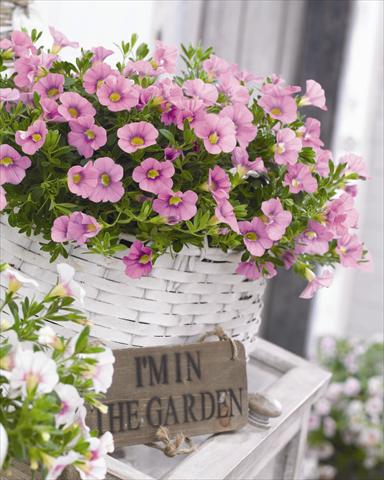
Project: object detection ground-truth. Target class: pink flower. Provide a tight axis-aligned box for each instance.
[258,93,297,124]
[47,452,80,480]
[300,270,333,299]
[300,80,327,110]
[153,190,198,224]
[97,74,140,112]
[83,63,115,94]
[153,41,178,74]
[91,46,114,63]
[123,241,153,279]
[117,121,159,153]
[203,55,230,81]
[214,198,240,234]
[283,163,318,194]
[282,250,296,270]
[297,117,324,148]
[15,119,48,155]
[33,73,64,100]
[208,165,231,201]
[340,153,369,180]
[315,148,331,177]
[0,31,35,57]
[296,221,333,255]
[67,161,98,198]
[40,98,65,122]
[14,53,56,89]
[239,217,273,256]
[184,79,218,106]
[82,349,115,394]
[132,157,174,194]
[273,128,302,165]
[0,144,31,185]
[0,88,20,103]
[164,147,181,162]
[49,26,79,54]
[220,103,257,148]
[231,147,266,176]
[89,157,124,203]
[325,193,358,237]
[68,116,107,158]
[261,198,292,241]
[194,113,236,154]
[343,377,360,396]
[58,92,96,121]
[174,97,205,129]
[124,60,157,77]
[261,80,301,96]
[236,261,277,280]
[51,215,70,243]
[67,212,101,245]
[218,72,250,104]
[0,186,6,210]
[336,234,364,268]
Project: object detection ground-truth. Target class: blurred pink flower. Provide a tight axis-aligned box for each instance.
[91,46,114,63]
[14,53,56,89]
[343,377,360,396]
[153,40,178,74]
[300,270,333,299]
[220,103,257,148]
[315,148,332,177]
[0,88,20,103]
[214,198,240,233]
[0,30,35,57]
[68,116,107,158]
[325,193,359,237]
[132,157,174,194]
[89,157,124,203]
[208,165,231,201]
[236,261,276,280]
[123,241,153,279]
[117,121,158,153]
[184,78,218,106]
[231,147,266,176]
[15,119,48,155]
[164,147,182,162]
[283,163,318,194]
[0,144,31,185]
[299,80,327,110]
[261,198,292,241]
[274,128,302,165]
[58,92,96,121]
[336,234,364,268]
[296,220,333,255]
[49,26,79,54]
[217,72,249,104]
[202,54,230,81]
[340,153,369,180]
[297,117,324,148]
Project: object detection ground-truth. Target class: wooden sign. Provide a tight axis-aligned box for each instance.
[87,340,248,447]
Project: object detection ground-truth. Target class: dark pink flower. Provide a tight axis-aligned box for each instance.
[68,116,107,158]
[325,193,358,237]
[89,157,124,203]
[258,93,297,124]
[273,128,302,165]
[236,261,277,280]
[336,234,364,268]
[297,117,324,149]
[283,164,318,194]
[15,119,48,155]
[153,190,198,224]
[194,113,236,154]
[58,92,96,121]
[33,73,64,100]
[239,217,273,256]
[231,147,266,177]
[91,46,114,63]
[299,80,327,111]
[132,157,174,194]
[300,270,333,299]
[117,121,158,154]
[164,147,181,162]
[49,26,79,54]
[123,241,153,279]
[296,221,333,255]
[83,63,116,94]
[97,74,140,112]
[220,103,257,148]
[207,165,231,201]
[0,144,31,185]
[67,161,98,198]
[153,41,177,74]
[184,79,218,106]
[340,153,369,180]
[214,198,240,234]
[261,198,292,241]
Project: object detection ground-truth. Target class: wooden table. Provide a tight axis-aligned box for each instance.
[104,337,330,480]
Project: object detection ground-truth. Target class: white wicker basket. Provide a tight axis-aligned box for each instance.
[0,219,266,352]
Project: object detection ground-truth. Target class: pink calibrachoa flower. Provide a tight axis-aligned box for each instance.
[117,121,159,153]
[67,161,98,198]
[236,261,277,281]
[340,153,369,180]
[239,217,273,257]
[336,234,364,268]
[261,80,301,96]
[97,74,140,112]
[132,157,174,194]
[297,117,324,149]
[0,186,6,211]
[258,92,297,124]
[91,46,114,63]
[67,212,101,245]
[14,53,56,89]
[315,148,332,177]
[49,26,79,54]
[41,98,65,122]
[174,97,205,129]
[296,220,333,255]
[214,198,240,233]
[153,190,198,224]
[273,128,302,165]
[123,240,153,279]
[0,144,31,185]
[325,193,358,237]
[68,116,107,158]
[153,40,178,74]
[300,270,333,299]
[299,80,327,110]
[0,30,35,57]
[203,54,230,81]
[231,147,266,177]
[33,73,64,100]
[89,157,124,203]
[261,198,292,241]
[283,163,318,194]
[217,72,250,104]
[0,88,20,103]
[207,165,231,201]
[282,250,296,270]
[15,118,48,155]
[220,103,257,148]
[164,147,182,162]
[50,263,86,303]
[51,215,70,243]
[184,79,218,106]
[124,60,157,78]
[83,63,115,94]
[194,113,236,154]
[58,92,96,121]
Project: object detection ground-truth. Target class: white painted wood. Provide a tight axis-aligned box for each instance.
[106,455,154,480]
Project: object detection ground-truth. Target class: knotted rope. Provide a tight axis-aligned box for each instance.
[146,426,196,457]
[199,325,239,360]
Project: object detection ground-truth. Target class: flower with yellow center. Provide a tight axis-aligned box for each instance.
[147,169,160,179]
[32,133,42,143]
[86,223,97,233]
[72,173,81,184]
[208,132,219,145]
[85,129,95,140]
[101,173,110,186]
[339,246,347,255]
[130,136,145,146]
[47,88,59,97]
[109,92,121,102]
[68,107,78,118]
[245,232,258,241]
[169,196,182,206]
[292,179,300,188]
[270,107,282,116]
[0,156,13,166]
[305,231,317,239]
[139,254,151,264]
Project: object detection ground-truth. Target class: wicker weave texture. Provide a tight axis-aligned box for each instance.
[0,221,266,350]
